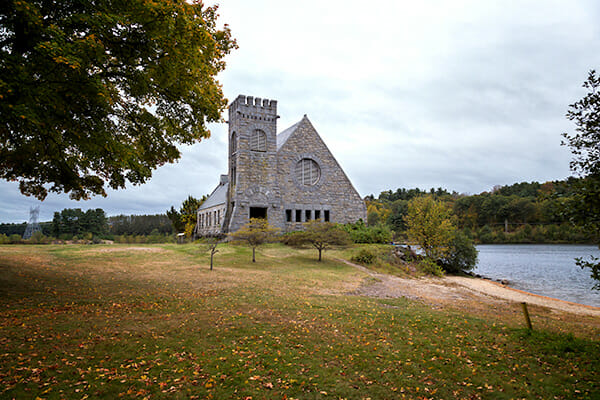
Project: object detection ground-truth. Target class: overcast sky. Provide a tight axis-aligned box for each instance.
[2,0,600,223]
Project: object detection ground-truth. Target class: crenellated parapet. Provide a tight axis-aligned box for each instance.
[229,95,278,122]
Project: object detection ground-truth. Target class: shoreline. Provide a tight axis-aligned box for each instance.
[339,258,600,317]
[467,272,600,309]
[446,276,600,317]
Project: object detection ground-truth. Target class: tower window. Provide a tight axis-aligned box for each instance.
[305,210,312,221]
[231,132,237,154]
[250,129,267,152]
[295,209,302,222]
[315,210,321,220]
[285,209,292,222]
[324,210,330,222]
[295,158,320,186]
[231,163,237,186]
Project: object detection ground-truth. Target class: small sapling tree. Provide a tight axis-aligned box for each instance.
[203,237,221,271]
[229,218,279,262]
[302,220,351,261]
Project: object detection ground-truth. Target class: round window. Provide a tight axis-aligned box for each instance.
[295,158,321,186]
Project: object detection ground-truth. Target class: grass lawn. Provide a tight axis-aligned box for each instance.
[0,243,598,399]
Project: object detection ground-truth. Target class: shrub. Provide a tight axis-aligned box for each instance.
[0,234,10,244]
[280,231,308,247]
[9,234,22,244]
[28,231,48,244]
[419,259,444,277]
[344,220,392,244]
[438,231,478,274]
[59,233,73,241]
[351,248,377,265]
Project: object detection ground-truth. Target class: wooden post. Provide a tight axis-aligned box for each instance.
[521,302,533,330]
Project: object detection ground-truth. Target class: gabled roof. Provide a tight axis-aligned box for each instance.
[276,119,302,150]
[198,177,228,211]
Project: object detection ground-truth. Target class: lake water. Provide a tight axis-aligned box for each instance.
[474,244,600,308]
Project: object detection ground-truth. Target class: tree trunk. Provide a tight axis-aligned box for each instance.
[210,253,214,270]
[252,247,256,262]
[318,248,322,261]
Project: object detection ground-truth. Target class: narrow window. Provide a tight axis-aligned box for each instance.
[305,210,311,221]
[231,132,237,154]
[218,210,221,225]
[324,210,330,222]
[295,209,302,222]
[315,210,321,220]
[286,209,292,222]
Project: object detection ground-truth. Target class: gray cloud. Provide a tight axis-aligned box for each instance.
[2,0,599,222]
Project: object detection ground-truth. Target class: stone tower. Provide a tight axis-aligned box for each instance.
[224,95,282,233]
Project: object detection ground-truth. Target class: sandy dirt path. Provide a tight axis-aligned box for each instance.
[338,259,600,318]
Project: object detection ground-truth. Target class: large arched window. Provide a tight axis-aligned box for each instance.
[250,129,267,152]
[295,158,321,186]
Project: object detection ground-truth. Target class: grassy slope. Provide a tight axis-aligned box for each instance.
[0,243,598,399]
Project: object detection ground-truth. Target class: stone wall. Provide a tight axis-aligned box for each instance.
[276,116,366,231]
[197,203,227,236]
[226,95,282,233]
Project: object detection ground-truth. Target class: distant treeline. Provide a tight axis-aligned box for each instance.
[366,177,597,244]
[108,214,173,236]
[1,209,174,242]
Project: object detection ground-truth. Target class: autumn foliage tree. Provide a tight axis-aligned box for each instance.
[229,218,279,263]
[0,0,236,200]
[404,195,456,261]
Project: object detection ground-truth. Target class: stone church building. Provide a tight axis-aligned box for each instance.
[196,95,366,236]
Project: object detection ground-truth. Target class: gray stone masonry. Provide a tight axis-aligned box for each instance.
[226,95,282,233]
[211,94,366,235]
[276,116,366,231]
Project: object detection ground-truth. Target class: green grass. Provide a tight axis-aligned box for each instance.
[1,243,598,399]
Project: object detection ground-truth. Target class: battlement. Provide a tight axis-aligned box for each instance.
[229,95,278,121]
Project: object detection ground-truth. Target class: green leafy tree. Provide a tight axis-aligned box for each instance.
[404,195,457,261]
[562,70,600,288]
[229,218,279,262]
[0,1,236,200]
[167,195,206,236]
[438,231,479,274]
[301,220,351,261]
